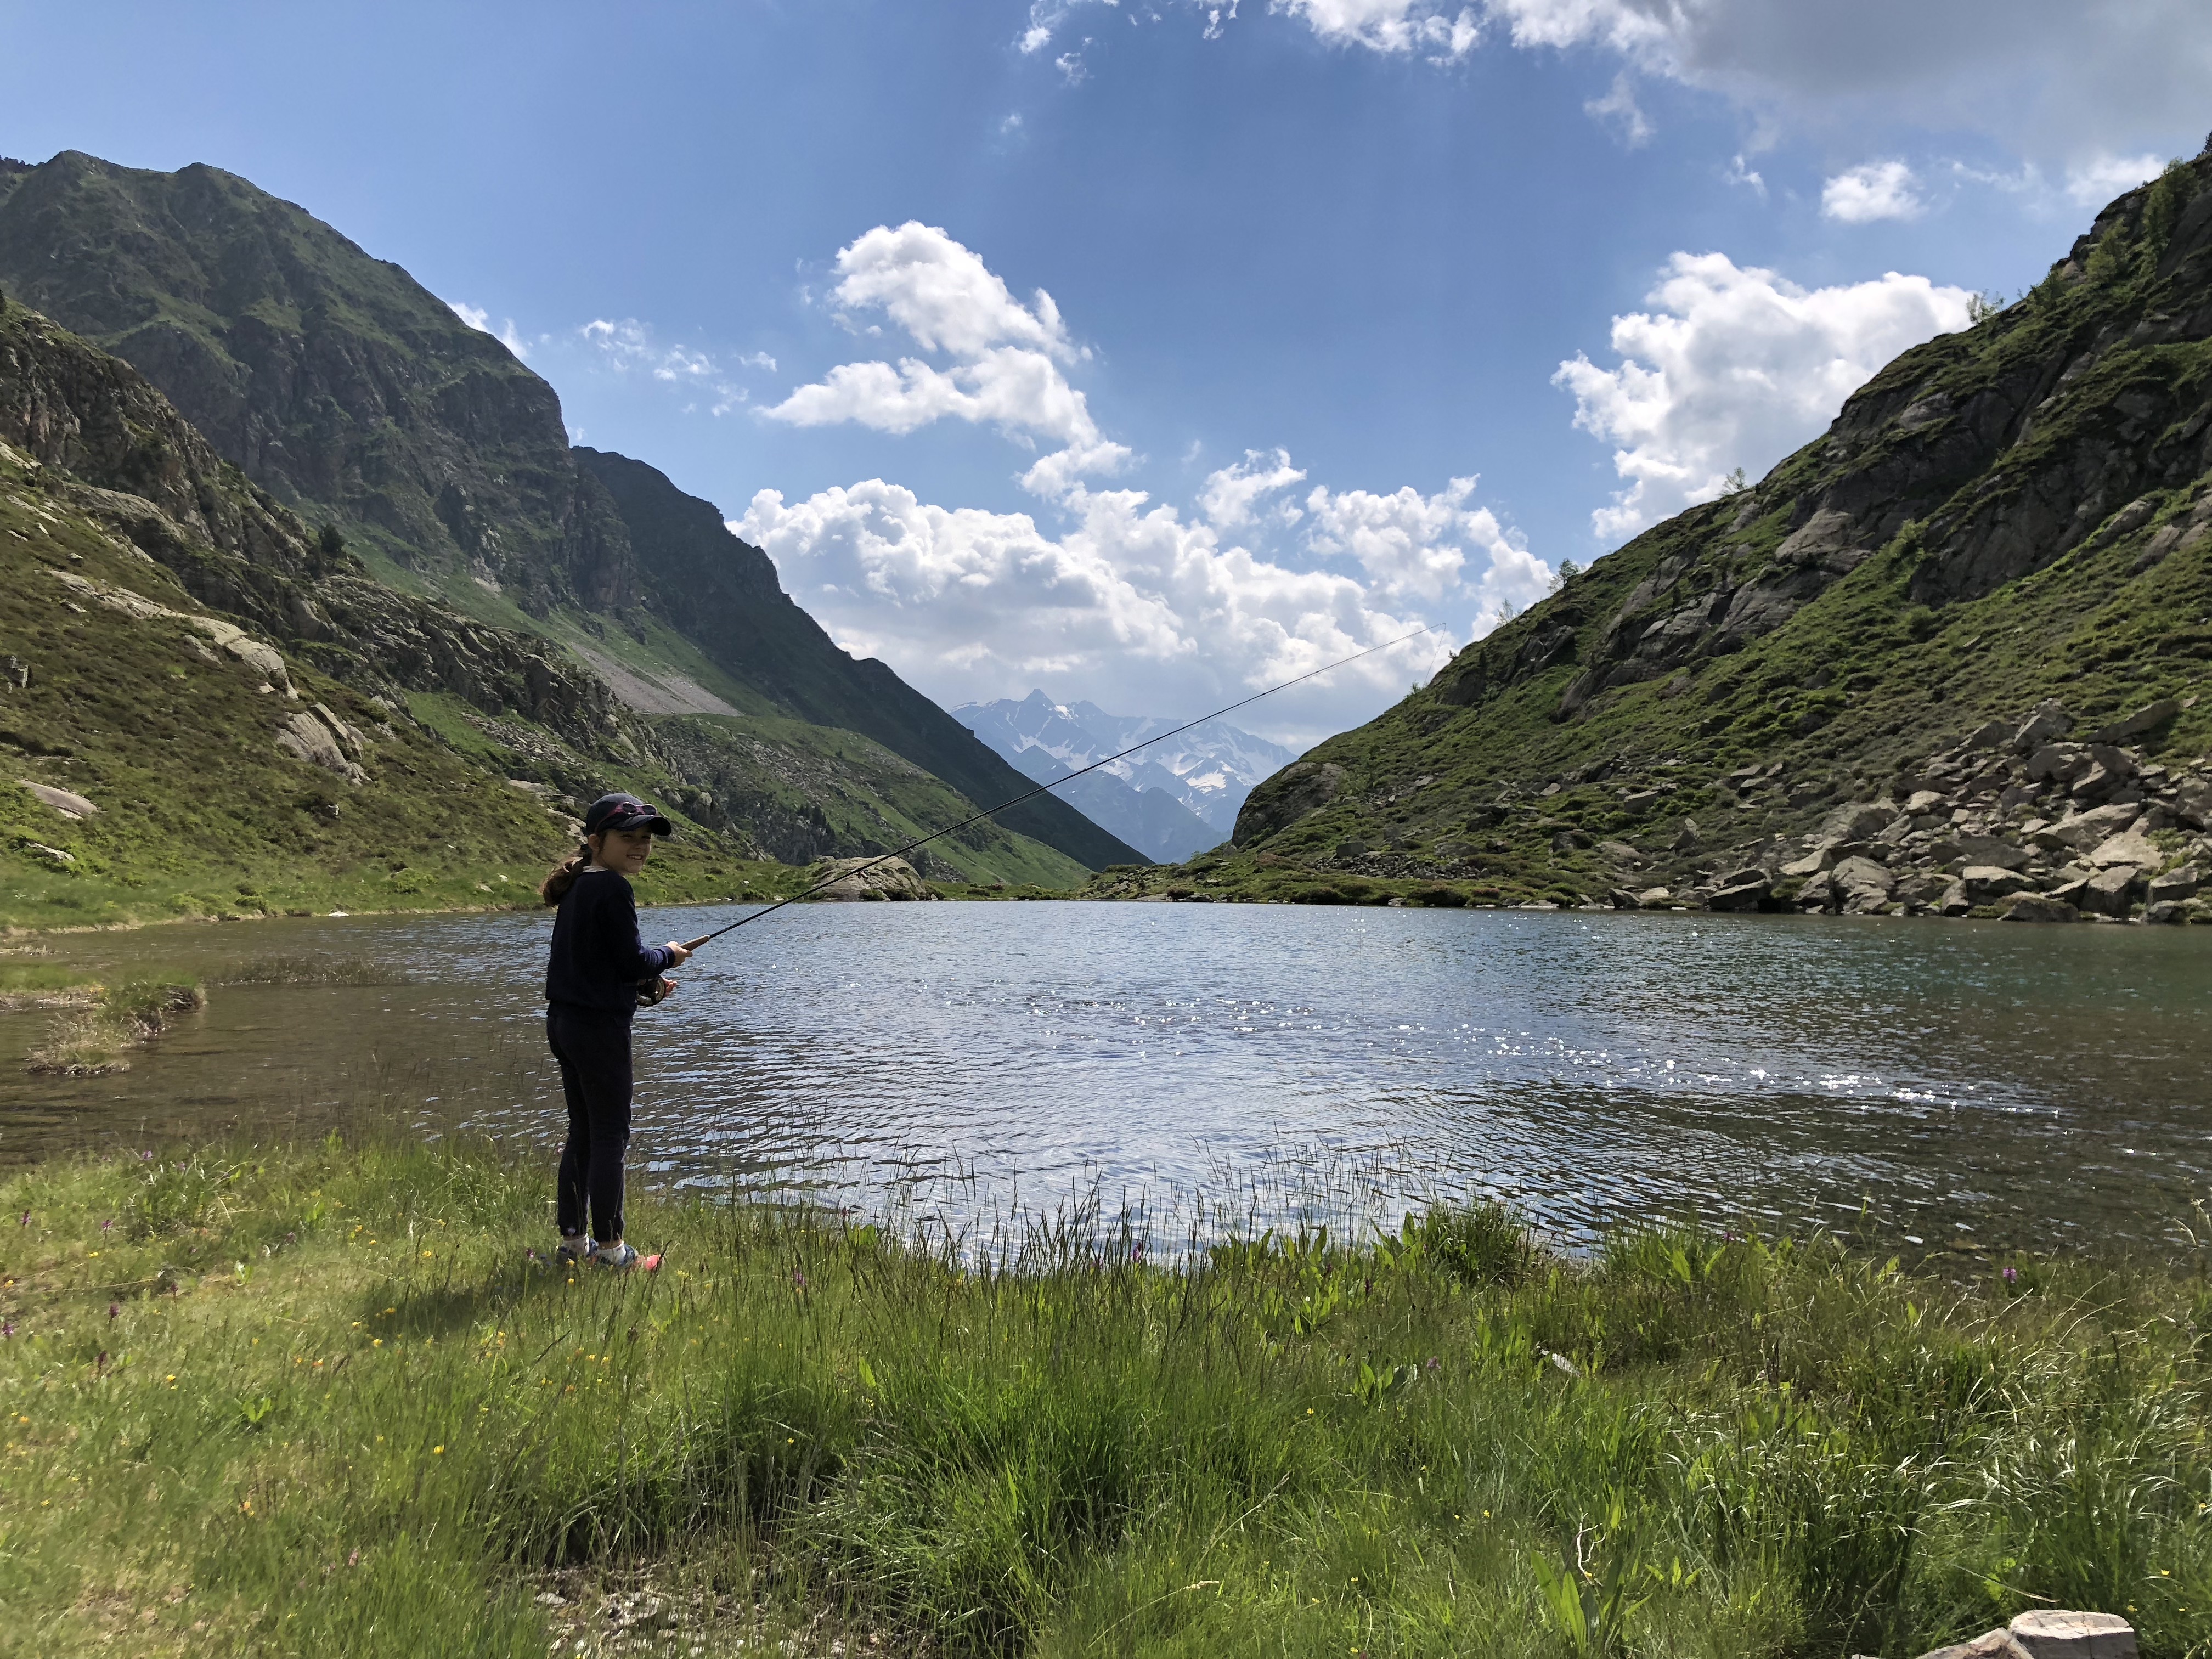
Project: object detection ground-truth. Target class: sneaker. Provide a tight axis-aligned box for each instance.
[555,1235,594,1266]
[592,1242,641,1271]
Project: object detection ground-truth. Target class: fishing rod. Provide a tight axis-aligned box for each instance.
[639,623,1435,995]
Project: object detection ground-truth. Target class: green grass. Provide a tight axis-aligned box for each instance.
[4,1139,2207,1657]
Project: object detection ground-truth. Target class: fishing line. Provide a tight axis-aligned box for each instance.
[668,622,1437,956]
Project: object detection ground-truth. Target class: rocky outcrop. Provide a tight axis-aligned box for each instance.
[1234,761,1348,845]
[806,855,936,900]
[0,299,634,752]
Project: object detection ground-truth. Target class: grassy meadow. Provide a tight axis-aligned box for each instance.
[3,1138,2208,1657]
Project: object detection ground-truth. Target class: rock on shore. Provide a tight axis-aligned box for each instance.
[806,856,937,901]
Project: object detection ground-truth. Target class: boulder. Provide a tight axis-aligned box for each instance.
[1635,886,1673,909]
[2036,803,2141,853]
[1938,879,1974,916]
[1706,872,1770,912]
[1820,802,1897,843]
[2025,742,2089,784]
[2088,697,2180,745]
[274,709,368,785]
[2147,865,2200,902]
[1606,888,1640,910]
[2080,865,2140,917]
[2087,830,2163,870]
[1781,844,1838,878]
[1597,839,1643,864]
[16,780,97,819]
[1671,817,1702,852]
[2145,900,2192,924]
[1954,833,2030,871]
[1830,856,1896,913]
[1960,865,2032,901]
[1795,871,1836,912]
[808,855,935,900]
[1961,718,2013,750]
[2008,1610,2137,1659]
[2011,702,2075,752]
[1903,789,1950,815]
[2002,894,2078,923]
[17,840,75,867]
[2176,776,2212,830]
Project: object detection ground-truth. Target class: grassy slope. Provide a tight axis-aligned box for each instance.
[1097,168,2212,908]
[3,1138,2208,1657]
[0,451,799,927]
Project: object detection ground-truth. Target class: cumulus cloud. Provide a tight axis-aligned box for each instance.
[735,464,1547,745]
[448,300,530,360]
[766,222,1130,493]
[1555,251,1973,541]
[1199,449,1307,528]
[1821,160,1924,223]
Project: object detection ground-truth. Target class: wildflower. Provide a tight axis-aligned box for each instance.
[108,1303,119,1322]
[1,1321,13,1340]
[792,1271,808,1290]
[372,1339,382,1348]
[101,1218,113,1233]
[1425,1356,1440,1372]
[432,1445,444,1455]
[17,1211,25,1226]
[139,1150,153,1160]
[2004,1266,2019,1284]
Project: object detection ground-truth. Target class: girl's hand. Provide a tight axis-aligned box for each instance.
[664,941,693,965]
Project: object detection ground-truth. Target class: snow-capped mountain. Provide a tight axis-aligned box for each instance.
[951,691,1300,859]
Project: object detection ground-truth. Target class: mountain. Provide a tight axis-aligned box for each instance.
[0,293,1091,919]
[1096,149,2212,916]
[955,690,1296,849]
[0,150,1139,876]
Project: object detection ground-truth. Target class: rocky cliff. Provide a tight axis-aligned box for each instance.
[1103,148,2212,923]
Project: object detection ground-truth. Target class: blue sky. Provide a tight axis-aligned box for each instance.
[3,1,2207,743]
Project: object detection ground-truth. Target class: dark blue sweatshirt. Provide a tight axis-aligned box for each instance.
[545,867,674,1019]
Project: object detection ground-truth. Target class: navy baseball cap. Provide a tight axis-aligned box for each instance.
[583,792,673,838]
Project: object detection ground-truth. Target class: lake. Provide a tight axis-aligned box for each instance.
[5,902,2209,1258]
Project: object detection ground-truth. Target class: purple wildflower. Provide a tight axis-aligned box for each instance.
[2,1321,13,1339]
[2003,1266,2018,1285]
[108,1302,119,1321]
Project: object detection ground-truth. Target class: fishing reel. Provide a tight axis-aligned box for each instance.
[634,975,678,1008]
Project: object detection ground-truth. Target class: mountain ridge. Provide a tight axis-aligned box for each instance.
[0,149,1140,874]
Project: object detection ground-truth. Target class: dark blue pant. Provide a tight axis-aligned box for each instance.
[548,1008,633,1244]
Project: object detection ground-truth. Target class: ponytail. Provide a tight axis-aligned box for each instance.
[540,845,591,905]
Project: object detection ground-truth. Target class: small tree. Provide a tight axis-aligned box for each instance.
[317,522,347,558]
[1965,289,2006,324]
[1548,557,1581,594]
[1720,467,1748,495]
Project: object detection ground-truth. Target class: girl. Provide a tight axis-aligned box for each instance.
[540,792,693,1270]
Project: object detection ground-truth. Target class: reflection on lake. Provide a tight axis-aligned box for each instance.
[4,903,2209,1256]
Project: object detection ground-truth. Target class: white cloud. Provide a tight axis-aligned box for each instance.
[2063,152,2166,207]
[1272,0,1480,59]
[1821,160,1923,223]
[766,223,1130,493]
[735,465,1545,746]
[825,222,1078,361]
[1583,70,1652,146]
[447,300,530,360]
[1555,251,1972,541]
[1199,448,1307,528]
